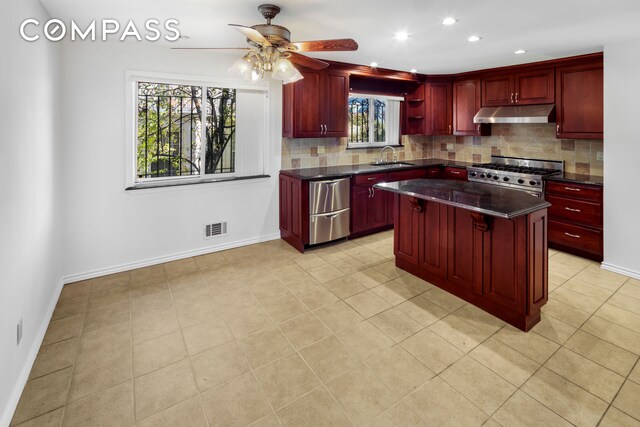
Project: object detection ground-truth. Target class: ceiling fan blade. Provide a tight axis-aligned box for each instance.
[292,38,358,52]
[288,52,329,70]
[229,24,271,46]
[171,47,251,50]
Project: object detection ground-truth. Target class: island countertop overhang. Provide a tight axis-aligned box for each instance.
[374,179,550,219]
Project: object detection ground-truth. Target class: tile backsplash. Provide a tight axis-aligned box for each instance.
[282,123,603,176]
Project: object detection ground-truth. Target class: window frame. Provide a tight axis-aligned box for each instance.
[346,92,404,149]
[125,71,269,189]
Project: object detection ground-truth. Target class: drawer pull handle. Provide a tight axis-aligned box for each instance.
[564,232,581,239]
[564,207,581,212]
[367,177,376,181]
[325,213,339,219]
[450,170,461,175]
[564,187,581,192]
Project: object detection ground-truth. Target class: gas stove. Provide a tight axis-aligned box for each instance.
[467,155,563,196]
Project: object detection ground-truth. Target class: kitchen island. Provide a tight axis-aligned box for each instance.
[375,179,550,331]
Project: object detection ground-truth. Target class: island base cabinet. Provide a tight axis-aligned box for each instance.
[394,195,547,331]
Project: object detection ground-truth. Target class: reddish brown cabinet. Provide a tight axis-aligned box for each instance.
[442,166,468,181]
[404,83,426,135]
[282,68,349,138]
[482,68,554,106]
[426,79,453,135]
[453,79,490,136]
[279,173,307,252]
[545,179,603,260]
[386,169,429,224]
[393,195,547,330]
[351,173,388,235]
[555,61,603,139]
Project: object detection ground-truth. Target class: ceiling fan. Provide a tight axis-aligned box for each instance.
[174,4,358,83]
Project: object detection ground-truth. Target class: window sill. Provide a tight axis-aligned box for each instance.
[126,174,271,191]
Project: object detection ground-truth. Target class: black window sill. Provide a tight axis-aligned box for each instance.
[346,144,403,150]
[125,174,271,191]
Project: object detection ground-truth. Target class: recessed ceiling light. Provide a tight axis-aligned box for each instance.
[370,62,378,68]
[394,31,409,41]
[442,17,457,26]
[410,68,417,73]
[514,49,527,54]
[468,35,481,42]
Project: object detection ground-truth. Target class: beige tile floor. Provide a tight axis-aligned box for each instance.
[11,230,640,427]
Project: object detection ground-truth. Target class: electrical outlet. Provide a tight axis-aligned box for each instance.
[17,318,23,346]
[317,146,325,154]
[597,151,603,161]
[446,143,454,151]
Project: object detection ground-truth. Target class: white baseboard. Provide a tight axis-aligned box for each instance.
[601,262,640,280]
[62,233,281,284]
[0,278,64,427]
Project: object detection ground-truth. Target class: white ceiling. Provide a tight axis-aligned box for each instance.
[40,0,640,74]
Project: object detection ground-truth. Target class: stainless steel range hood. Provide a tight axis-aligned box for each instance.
[473,104,556,124]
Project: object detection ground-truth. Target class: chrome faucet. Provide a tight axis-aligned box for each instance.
[379,145,397,164]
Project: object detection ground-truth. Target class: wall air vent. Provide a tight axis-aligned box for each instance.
[204,222,228,239]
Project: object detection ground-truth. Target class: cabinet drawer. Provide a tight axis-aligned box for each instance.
[387,169,428,182]
[549,220,602,254]
[545,181,602,201]
[309,178,350,214]
[426,167,442,178]
[354,173,387,186]
[546,194,602,228]
[443,167,468,181]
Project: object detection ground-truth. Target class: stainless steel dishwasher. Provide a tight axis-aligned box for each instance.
[309,178,350,245]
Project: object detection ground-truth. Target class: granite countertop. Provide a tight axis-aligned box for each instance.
[280,159,472,180]
[544,172,604,186]
[375,179,550,219]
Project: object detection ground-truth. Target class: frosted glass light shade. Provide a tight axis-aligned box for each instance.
[228,57,254,82]
[271,58,298,81]
[283,67,304,84]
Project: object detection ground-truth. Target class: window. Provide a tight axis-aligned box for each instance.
[128,73,268,188]
[347,93,403,148]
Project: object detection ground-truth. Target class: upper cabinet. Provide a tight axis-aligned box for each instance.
[404,83,426,135]
[453,79,490,136]
[482,68,555,106]
[283,68,349,138]
[555,60,603,140]
[426,79,453,136]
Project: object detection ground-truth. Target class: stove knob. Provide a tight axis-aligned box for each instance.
[470,172,477,177]
[486,173,492,178]
[529,180,537,186]
[480,174,486,179]
[493,175,500,180]
[518,179,525,184]
[503,177,510,182]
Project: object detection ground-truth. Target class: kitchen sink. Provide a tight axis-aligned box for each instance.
[370,161,415,167]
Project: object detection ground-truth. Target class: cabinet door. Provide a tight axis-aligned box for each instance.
[293,70,324,137]
[482,74,514,106]
[394,195,421,267]
[447,207,483,294]
[351,185,371,234]
[420,202,448,278]
[514,68,554,105]
[386,169,428,223]
[556,62,603,139]
[453,79,487,136]
[323,71,349,137]
[369,186,388,229]
[426,80,453,135]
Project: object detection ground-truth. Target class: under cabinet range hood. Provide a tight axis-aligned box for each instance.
[474,104,556,124]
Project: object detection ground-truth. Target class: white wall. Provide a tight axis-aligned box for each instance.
[603,39,640,278]
[60,42,282,281]
[0,1,63,425]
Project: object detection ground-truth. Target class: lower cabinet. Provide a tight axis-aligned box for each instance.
[545,180,603,261]
[394,196,545,329]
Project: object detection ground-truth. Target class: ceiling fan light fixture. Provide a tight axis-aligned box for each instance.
[283,67,304,84]
[271,57,298,80]
[228,56,254,81]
